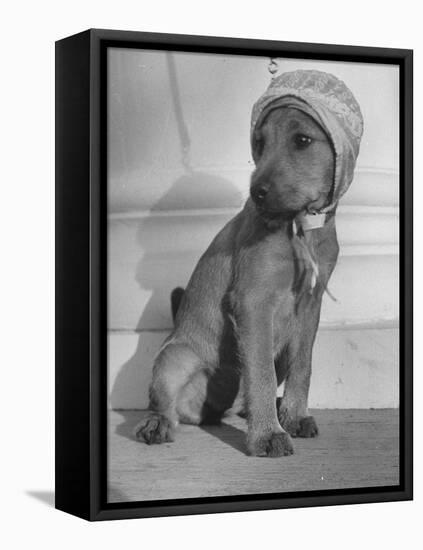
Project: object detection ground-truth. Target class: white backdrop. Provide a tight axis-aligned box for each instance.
[1,1,421,549]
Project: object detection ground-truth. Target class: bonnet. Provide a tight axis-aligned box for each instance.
[251,70,364,215]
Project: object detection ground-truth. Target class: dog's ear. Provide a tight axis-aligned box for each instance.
[170,287,185,323]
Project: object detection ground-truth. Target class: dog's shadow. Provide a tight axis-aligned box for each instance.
[133,170,244,333]
[109,171,247,454]
[113,410,248,455]
[109,170,244,412]
[200,421,247,455]
[109,54,247,454]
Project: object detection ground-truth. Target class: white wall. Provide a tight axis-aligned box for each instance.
[107,49,399,409]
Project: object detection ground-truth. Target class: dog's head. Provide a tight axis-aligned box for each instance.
[250,71,364,223]
[250,107,335,220]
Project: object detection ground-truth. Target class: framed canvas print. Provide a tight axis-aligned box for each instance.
[55,29,413,521]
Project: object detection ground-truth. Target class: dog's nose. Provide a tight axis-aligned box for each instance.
[251,186,268,204]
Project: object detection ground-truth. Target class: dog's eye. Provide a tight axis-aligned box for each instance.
[294,134,313,149]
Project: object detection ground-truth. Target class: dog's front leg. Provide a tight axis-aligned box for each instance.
[235,297,293,457]
[277,298,322,438]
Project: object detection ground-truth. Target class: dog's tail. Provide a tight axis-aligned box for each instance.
[170,287,185,324]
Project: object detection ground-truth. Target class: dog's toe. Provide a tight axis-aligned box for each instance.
[297,416,318,438]
[133,413,175,444]
[248,431,294,458]
[278,407,319,438]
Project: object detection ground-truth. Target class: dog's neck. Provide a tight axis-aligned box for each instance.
[243,198,337,299]
[245,198,337,234]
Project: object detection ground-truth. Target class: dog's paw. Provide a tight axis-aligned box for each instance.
[278,407,318,438]
[248,431,294,458]
[133,413,175,444]
[296,416,319,438]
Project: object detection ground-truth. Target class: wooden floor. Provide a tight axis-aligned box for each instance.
[108,409,399,503]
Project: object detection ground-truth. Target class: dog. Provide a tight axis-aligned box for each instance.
[134,70,363,457]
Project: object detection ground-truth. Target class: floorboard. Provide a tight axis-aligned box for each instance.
[108,409,399,503]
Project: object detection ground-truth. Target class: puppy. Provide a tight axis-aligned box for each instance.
[134,70,363,457]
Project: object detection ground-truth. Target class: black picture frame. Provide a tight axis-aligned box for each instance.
[55,28,413,521]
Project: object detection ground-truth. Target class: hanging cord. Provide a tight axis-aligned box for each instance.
[268,58,279,79]
[166,52,192,171]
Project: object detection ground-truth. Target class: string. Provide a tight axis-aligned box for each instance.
[291,220,337,303]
